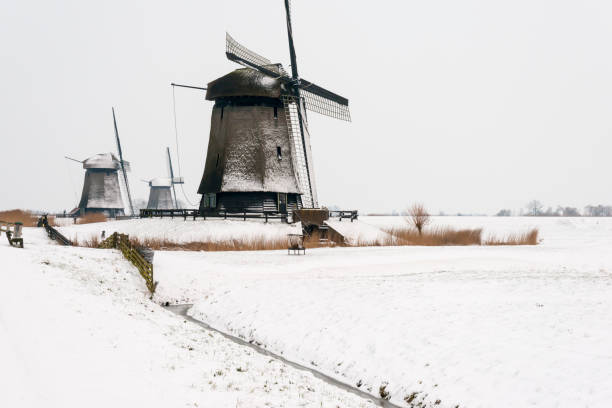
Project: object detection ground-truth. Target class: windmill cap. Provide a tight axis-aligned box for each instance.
[83,153,121,170]
[206,67,287,100]
[149,177,172,187]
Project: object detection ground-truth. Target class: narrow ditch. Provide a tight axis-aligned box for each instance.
[164,304,402,408]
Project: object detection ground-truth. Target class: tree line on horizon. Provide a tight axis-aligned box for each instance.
[496,201,612,217]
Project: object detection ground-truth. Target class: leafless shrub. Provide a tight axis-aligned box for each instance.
[406,203,430,235]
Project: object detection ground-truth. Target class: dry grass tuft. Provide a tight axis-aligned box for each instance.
[75,235,101,248]
[77,213,107,225]
[0,209,55,227]
[484,228,539,246]
[384,226,483,246]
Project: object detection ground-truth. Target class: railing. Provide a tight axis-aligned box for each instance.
[140,208,287,223]
[0,221,24,248]
[328,210,358,222]
[38,216,73,246]
[99,232,157,297]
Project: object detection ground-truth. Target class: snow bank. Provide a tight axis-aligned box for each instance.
[154,217,612,408]
[0,228,375,408]
[325,219,391,245]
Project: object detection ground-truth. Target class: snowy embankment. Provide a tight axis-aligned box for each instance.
[57,218,301,243]
[0,228,375,408]
[153,217,612,408]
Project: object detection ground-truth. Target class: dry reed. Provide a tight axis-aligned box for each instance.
[0,209,55,227]
[77,213,107,225]
[384,226,483,246]
[484,228,539,246]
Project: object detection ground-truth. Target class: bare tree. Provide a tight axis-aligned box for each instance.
[406,203,431,235]
[526,200,543,216]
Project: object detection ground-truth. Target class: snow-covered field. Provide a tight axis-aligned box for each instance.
[0,228,375,407]
[6,216,612,407]
[150,216,612,408]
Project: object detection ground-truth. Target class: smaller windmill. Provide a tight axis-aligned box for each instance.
[65,107,135,217]
[143,147,184,210]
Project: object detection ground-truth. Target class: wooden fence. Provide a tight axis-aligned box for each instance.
[38,216,73,246]
[99,232,157,297]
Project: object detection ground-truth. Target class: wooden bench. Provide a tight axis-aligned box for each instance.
[287,234,305,255]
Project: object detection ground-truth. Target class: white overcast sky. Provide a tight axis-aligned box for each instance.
[1,0,611,214]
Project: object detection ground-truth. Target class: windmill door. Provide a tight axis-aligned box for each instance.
[278,193,287,214]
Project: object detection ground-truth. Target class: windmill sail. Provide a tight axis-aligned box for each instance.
[282,96,317,207]
[112,108,134,216]
[166,147,179,209]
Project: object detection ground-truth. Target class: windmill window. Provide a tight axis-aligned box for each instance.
[276,146,282,160]
[220,107,224,120]
[216,153,220,167]
[273,106,278,119]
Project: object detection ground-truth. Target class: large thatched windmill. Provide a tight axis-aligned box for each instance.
[66,108,134,217]
[143,147,184,210]
[196,0,350,214]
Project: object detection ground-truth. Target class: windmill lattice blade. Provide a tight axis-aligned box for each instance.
[298,79,351,121]
[226,33,272,68]
[300,88,351,122]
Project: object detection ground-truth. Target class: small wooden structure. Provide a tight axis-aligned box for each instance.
[287,234,305,255]
[0,221,24,248]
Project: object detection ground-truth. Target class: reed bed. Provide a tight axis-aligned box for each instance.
[382,226,539,246]
[76,233,333,251]
[484,228,539,246]
[76,213,107,225]
[0,209,54,227]
[383,226,483,246]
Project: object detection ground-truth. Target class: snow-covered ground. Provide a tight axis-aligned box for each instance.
[0,228,375,408]
[151,216,612,408]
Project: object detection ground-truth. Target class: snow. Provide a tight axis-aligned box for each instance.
[82,152,121,169]
[0,227,376,407]
[151,216,612,408]
[57,218,302,243]
[325,219,392,244]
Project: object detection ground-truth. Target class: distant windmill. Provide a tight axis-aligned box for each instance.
[65,153,126,217]
[183,0,350,214]
[65,108,134,217]
[143,147,184,210]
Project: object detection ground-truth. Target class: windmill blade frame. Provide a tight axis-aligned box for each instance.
[226,33,274,69]
[300,86,351,122]
[112,107,135,216]
[166,147,179,209]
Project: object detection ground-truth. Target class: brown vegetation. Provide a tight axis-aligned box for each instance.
[384,226,539,246]
[77,213,107,225]
[484,228,539,246]
[384,226,483,246]
[0,209,55,227]
[76,232,333,251]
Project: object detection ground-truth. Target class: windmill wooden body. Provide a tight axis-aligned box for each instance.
[75,153,126,217]
[196,1,350,214]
